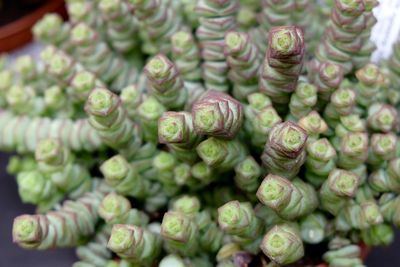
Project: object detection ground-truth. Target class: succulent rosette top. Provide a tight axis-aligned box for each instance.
[2,0,400,266]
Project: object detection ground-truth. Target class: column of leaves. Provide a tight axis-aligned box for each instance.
[98,192,149,226]
[158,111,202,163]
[353,0,379,69]
[98,0,139,54]
[289,82,317,120]
[387,41,400,89]
[0,110,102,153]
[305,138,337,187]
[224,31,262,100]
[323,87,357,128]
[322,238,366,267]
[171,31,202,83]
[70,23,138,91]
[128,0,183,55]
[73,225,112,267]
[261,121,308,179]
[66,0,103,31]
[308,62,343,102]
[313,0,367,74]
[196,0,239,92]
[243,93,281,148]
[259,26,305,105]
[172,195,224,253]
[335,200,383,231]
[33,14,72,52]
[85,87,143,160]
[260,224,304,265]
[100,154,155,200]
[12,185,110,249]
[257,174,318,220]
[218,201,264,253]
[35,138,92,200]
[253,0,321,54]
[14,55,48,92]
[107,224,161,266]
[144,54,188,110]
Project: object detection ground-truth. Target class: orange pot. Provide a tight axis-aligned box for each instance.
[0,0,66,52]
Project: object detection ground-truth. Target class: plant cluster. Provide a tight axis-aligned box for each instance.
[2,0,400,266]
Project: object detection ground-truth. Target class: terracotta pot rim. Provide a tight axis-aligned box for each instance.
[0,0,66,52]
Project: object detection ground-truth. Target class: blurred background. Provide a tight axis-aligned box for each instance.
[1,0,400,266]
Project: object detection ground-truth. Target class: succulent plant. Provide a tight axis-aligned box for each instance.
[2,1,400,266]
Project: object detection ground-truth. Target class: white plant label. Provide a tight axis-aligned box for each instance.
[371,0,400,62]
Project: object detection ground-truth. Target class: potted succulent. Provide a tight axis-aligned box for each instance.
[1,0,400,266]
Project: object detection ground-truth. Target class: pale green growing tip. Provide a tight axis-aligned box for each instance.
[172,31,192,50]
[49,53,72,75]
[33,13,62,37]
[71,23,93,43]
[191,161,212,180]
[13,215,41,244]
[173,195,201,216]
[71,71,96,93]
[14,55,34,75]
[341,132,368,155]
[247,93,272,110]
[99,0,120,13]
[269,26,303,57]
[138,97,166,120]
[225,32,245,52]
[196,138,227,165]
[260,224,304,265]
[257,174,292,210]
[272,31,294,52]
[323,63,341,79]
[362,201,383,225]
[100,155,130,182]
[40,46,56,63]
[145,55,172,79]
[193,105,221,131]
[120,85,140,103]
[153,152,176,170]
[68,2,89,20]
[328,169,359,197]
[108,225,134,252]
[35,138,61,163]
[86,88,117,116]
[161,212,191,242]
[0,70,12,90]
[98,193,131,222]
[217,201,242,230]
[158,112,186,144]
[44,86,63,106]
[7,85,29,106]
[236,157,260,177]
[17,171,47,203]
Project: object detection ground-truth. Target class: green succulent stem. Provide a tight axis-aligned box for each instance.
[161,211,199,256]
[261,122,308,179]
[257,174,318,220]
[259,26,305,104]
[107,224,161,266]
[98,193,149,226]
[319,168,360,215]
[13,184,110,249]
[196,137,247,172]
[218,201,264,252]
[260,224,304,265]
